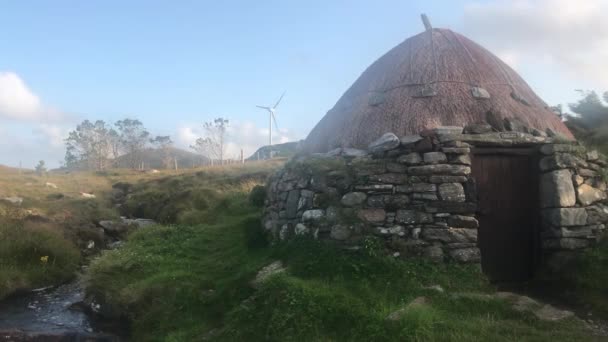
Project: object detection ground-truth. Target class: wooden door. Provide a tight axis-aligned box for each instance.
[472,150,539,282]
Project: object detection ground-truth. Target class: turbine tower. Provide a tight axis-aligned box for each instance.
[256,92,285,146]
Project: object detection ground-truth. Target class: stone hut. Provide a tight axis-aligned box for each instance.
[263,16,608,282]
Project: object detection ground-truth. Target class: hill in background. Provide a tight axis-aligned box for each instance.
[247,141,301,161]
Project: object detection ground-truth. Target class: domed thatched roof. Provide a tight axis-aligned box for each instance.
[304,22,574,152]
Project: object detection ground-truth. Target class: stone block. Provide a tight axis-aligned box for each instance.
[396,210,433,224]
[422,228,477,243]
[387,162,407,173]
[542,238,590,250]
[395,183,436,193]
[357,208,386,223]
[330,224,351,240]
[540,144,585,155]
[397,152,422,165]
[369,173,408,184]
[448,248,481,262]
[577,184,607,206]
[412,193,439,201]
[425,202,477,214]
[448,215,479,228]
[368,133,400,153]
[428,175,468,183]
[438,183,466,202]
[354,184,393,193]
[542,208,588,226]
[341,192,367,207]
[302,209,325,223]
[464,123,493,134]
[539,154,587,171]
[433,126,463,135]
[408,164,471,176]
[285,190,301,218]
[586,204,608,224]
[423,152,447,164]
[540,170,576,208]
[450,154,471,165]
[441,147,471,154]
[400,134,423,146]
[587,150,599,161]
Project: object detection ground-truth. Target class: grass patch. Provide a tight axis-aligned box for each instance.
[0,218,80,299]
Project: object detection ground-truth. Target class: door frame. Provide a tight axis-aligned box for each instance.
[471,146,542,281]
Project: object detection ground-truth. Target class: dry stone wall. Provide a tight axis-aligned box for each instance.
[263,126,608,265]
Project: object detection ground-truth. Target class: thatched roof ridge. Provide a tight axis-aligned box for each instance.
[304,27,574,152]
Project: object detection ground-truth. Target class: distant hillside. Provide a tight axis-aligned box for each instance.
[114,147,208,169]
[247,141,301,161]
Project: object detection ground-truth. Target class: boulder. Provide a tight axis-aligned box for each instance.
[422,228,477,243]
[368,133,400,153]
[587,150,599,161]
[576,184,606,206]
[423,152,447,164]
[340,192,367,207]
[542,208,588,226]
[540,170,576,208]
[438,183,466,202]
[285,190,301,218]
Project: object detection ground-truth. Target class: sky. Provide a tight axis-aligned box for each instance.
[1,0,607,168]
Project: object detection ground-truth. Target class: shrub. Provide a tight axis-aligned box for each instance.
[248,185,267,207]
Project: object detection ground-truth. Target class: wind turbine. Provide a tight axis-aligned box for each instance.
[256,92,285,146]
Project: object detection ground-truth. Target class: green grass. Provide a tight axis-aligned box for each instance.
[87,190,594,341]
[0,218,80,299]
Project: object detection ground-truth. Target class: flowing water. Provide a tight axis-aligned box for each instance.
[0,272,125,341]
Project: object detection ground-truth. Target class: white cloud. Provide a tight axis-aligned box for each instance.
[463,0,608,88]
[176,120,299,159]
[0,71,66,122]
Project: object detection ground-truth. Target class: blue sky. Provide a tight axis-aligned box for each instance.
[1,0,606,168]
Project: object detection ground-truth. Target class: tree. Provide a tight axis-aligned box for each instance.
[65,120,114,170]
[115,119,150,169]
[35,160,47,176]
[564,90,608,153]
[150,135,173,169]
[190,118,229,164]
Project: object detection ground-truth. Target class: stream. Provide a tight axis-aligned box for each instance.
[0,273,124,341]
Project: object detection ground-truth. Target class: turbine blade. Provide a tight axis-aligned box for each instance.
[273,91,286,109]
[256,105,270,110]
[271,112,279,132]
